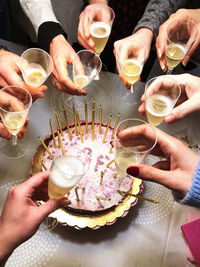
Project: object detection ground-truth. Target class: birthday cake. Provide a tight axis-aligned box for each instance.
[32,120,139,215]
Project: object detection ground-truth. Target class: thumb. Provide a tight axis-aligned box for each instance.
[127,165,170,187]
[37,197,71,220]
[165,98,198,124]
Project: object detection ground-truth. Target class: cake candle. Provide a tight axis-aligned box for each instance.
[55,111,63,137]
[117,190,159,204]
[75,187,80,202]
[102,116,112,143]
[111,113,120,139]
[106,159,114,168]
[96,196,111,201]
[63,107,72,141]
[39,137,53,159]
[99,105,102,134]
[49,119,57,148]
[100,171,104,185]
[73,104,78,136]
[92,108,95,141]
[85,101,88,134]
[76,113,84,143]
[41,161,47,171]
[57,131,66,155]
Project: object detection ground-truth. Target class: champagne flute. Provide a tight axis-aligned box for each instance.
[88,4,115,55]
[73,49,102,88]
[0,86,32,158]
[63,49,102,109]
[20,48,53,87]
[165,19,199,74]
[48,147,90,199]
[145,75,181,126]
[117,40,146,94]
[114,118,157,177]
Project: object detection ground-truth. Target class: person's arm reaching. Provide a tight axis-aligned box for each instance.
[19,0,87,96]
[0,171,70,265]
[116,125,200,206]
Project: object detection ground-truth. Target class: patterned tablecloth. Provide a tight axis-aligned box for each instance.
[0,40,200,267]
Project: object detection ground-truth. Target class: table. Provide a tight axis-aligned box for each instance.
[0,39,200,267]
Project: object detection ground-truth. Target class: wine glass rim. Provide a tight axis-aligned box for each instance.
[117,39,147,68]
[145,74,181,102]
[87,4,115,22]
[20,47,54,75]
[53,146,90,176]
[73,49,102,75]
[0,85,32,113]
[165,18,199,43]
[115,118,157,154]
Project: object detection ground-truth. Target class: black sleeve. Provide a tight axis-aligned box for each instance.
[38,22,68,52]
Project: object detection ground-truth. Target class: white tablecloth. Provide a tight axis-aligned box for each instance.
[0,39,200,267]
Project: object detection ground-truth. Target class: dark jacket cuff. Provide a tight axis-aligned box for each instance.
[38,22,68,52]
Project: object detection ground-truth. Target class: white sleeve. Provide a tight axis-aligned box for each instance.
[19,0,59,35]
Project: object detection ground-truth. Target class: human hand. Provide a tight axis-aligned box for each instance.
[138,74,200,123]
[113,29,153,89]
[117,125,199,196]
[0,50,47,101]
[78,3,111,51]
[49,35,87,96]
[0,171,70,262]
[156,9,200,71]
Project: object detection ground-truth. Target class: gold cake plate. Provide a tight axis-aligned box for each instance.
[31,142,142,230]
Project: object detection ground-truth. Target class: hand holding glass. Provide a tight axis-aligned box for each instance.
[21,48,53,87]
[165,19,198,74]
[114,118,157,176]
[88,4,115,55]
[145,75,181,126]
[73,49,102,89]
[48,147,90,199]
[0,86,32,158]
[117,40,146,93]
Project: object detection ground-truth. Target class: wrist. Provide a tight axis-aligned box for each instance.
[88,0,108,4]
[0,223,16,264]
[38,22,68,52]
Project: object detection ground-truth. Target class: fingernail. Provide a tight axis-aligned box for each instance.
[63,199,71,205]
[160,62,166,71]
[126,166,139,177]
[110,140,113,145]
[182,55,189,67]
[158,48,162,58]
[165,114,175,123]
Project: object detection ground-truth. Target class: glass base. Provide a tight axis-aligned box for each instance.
[0,137,30,159]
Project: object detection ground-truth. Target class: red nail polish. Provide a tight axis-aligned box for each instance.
[127,166,139,177]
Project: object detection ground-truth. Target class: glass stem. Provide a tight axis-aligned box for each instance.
[130,84,134,93]
[12,135,17,146]
[166,68,173,74]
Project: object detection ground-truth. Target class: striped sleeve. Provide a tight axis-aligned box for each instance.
[134,0,186,37]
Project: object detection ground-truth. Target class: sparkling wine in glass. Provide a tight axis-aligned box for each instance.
[48,147,90,199]
[73,49,102,89]
[114,118,157,177]
[88,4,115,55]
[20,48,53,87]
[0,86,32,158]
[165,19,199,74]
[145,75,181,126]
[117,40,146,94]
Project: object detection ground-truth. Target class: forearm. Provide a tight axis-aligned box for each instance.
[0,224,16,266]
[134,0,186,37]
[19,0,58,36]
